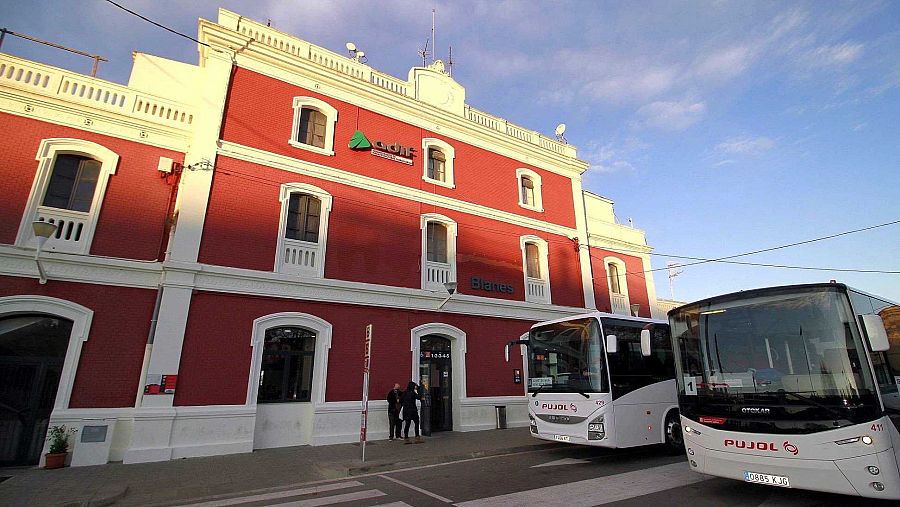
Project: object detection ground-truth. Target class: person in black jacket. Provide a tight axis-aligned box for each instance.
[386,383,402,440]
[400,381,424,443]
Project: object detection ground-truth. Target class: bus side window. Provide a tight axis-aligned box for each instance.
[606,324,652,398]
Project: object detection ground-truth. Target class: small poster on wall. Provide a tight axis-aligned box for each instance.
[144,374,178,395]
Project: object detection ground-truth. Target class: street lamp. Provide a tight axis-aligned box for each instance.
[436,280,457,310]
[32,220,57,284]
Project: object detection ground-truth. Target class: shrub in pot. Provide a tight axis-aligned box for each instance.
[45,425,77,469]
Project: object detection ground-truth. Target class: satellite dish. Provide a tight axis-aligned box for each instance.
[357,51,365,58]
[346,42,357,52]
[555,123,567,137]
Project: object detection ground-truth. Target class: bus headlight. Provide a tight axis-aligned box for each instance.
[588,415,605,440]
[529,413,538,434]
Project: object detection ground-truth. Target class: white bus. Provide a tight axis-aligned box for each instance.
[669,283,900,499]
[506,312,683,451]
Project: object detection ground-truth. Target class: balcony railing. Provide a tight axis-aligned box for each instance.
[424,260,452,291]
[32,206,90,254]
[278,238,320,277]
[526,277,550,304]
[610,293,630,315]
[0,53,194,131]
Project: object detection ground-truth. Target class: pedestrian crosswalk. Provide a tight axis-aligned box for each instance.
[178,480,412,507]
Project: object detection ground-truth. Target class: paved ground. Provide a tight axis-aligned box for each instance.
[2,428,898,506]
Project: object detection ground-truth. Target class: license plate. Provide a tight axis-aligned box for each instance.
[553,434,571,442]
[744,471,790,488]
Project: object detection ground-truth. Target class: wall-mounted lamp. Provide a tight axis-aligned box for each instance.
[630,303,641,317]
[32,220,58,284]
[437,280,458,310]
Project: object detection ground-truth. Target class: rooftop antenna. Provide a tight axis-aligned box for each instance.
[266,19,272,27]
[666,261,684,300]
[431,8,436,63]
[555,123,567,143]
[418,37,430,67]
[448,45,454,76]
[346,42,366,63]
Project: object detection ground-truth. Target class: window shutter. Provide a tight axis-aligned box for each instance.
[42,155,101,212]
[609,263,621,294]
[525,243,541,278]
[426,222,448,263]
[285,193,321,243]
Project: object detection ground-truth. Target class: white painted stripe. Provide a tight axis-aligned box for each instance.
[179,480,365,506]
[379,474,453,503]
[269,489,386,507]
[371,503,414,507]
[454,462,709,507]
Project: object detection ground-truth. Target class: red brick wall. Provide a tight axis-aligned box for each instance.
[0,113,183,260]
[201,156,584,307]
[590,247,651,317]
[0,276,155,408]
[174,291,533,406]
[220,68,576,228]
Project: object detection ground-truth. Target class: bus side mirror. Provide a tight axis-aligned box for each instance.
[606,335,618,354]
[640,329,651,357]
[861,314,890,352]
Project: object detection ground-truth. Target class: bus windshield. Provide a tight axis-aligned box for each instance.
[671,286,882,433]
[527,317,608,394]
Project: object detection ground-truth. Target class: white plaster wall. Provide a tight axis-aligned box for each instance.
[254,403,316,449]
[170,407,255,459]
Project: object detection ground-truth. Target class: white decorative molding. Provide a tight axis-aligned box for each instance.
[275,183,333,278]
[0,295,93,410]
[420,213,457,291]
[411,323,467,430]
[516,168,544,212]
[0,245,162,288]
[15,138,120,255]
[520,235,551,304]
[217,141,579,238]
[289,96,337,156]
[248,312,333,406]
[421,137,456,188]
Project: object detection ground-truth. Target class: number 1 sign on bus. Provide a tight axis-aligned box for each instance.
[361,324,373,461]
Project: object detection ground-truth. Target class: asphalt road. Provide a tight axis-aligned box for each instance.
[164,445,898,507]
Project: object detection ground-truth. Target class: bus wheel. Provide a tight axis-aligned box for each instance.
[664,410,684,454]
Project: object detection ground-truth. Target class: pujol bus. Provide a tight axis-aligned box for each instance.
[506,312,682,451]
[669,283,900,499]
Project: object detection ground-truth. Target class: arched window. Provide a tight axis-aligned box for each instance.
[16,139,119,255]
[289,97,338,156]
[276,183,332,277]
[521,235,551,303]
[604,257,630,315]
[516,168,543,211]
[421,138,456,188]
[258,326,317,403]
[421,213,457,291]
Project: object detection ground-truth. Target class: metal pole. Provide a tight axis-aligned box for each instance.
[91,56,100,77]
[0,28,7,51]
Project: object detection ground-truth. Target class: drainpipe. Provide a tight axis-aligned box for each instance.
[135,283,164,407]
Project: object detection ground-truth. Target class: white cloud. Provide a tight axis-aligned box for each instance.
[716,136,776,155]
[801,42,864,69]
[693,45,757,82]
[582,137,647,174]
[635,99,706,131]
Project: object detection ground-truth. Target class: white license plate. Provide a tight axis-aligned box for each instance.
[744,471,790,488]
[553,434,571,442]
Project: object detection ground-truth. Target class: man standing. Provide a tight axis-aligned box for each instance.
[401,381,424,444]
[386,383,402,440]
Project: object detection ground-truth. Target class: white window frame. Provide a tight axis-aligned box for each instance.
[420,213,457,291]
[15,138,119,255]
[604,256,631,314]
[520,235,551,304]
[516,168,543,212]
[289,96,338,156]
[248,312,332,406]
[421,138,456,188]
[275,183,333,278]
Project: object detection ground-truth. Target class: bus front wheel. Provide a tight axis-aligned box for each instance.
[664,410,684,454]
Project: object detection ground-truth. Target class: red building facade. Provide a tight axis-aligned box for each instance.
[0,9,661,466]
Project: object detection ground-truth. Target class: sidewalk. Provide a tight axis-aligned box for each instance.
[0,428,557,506]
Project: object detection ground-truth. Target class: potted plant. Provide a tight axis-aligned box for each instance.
[45,424,76,469]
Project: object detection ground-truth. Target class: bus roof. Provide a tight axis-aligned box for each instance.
[666,282,899,316]
[531,311,666,330]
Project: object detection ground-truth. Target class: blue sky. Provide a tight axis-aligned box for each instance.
[2,1,898,303]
